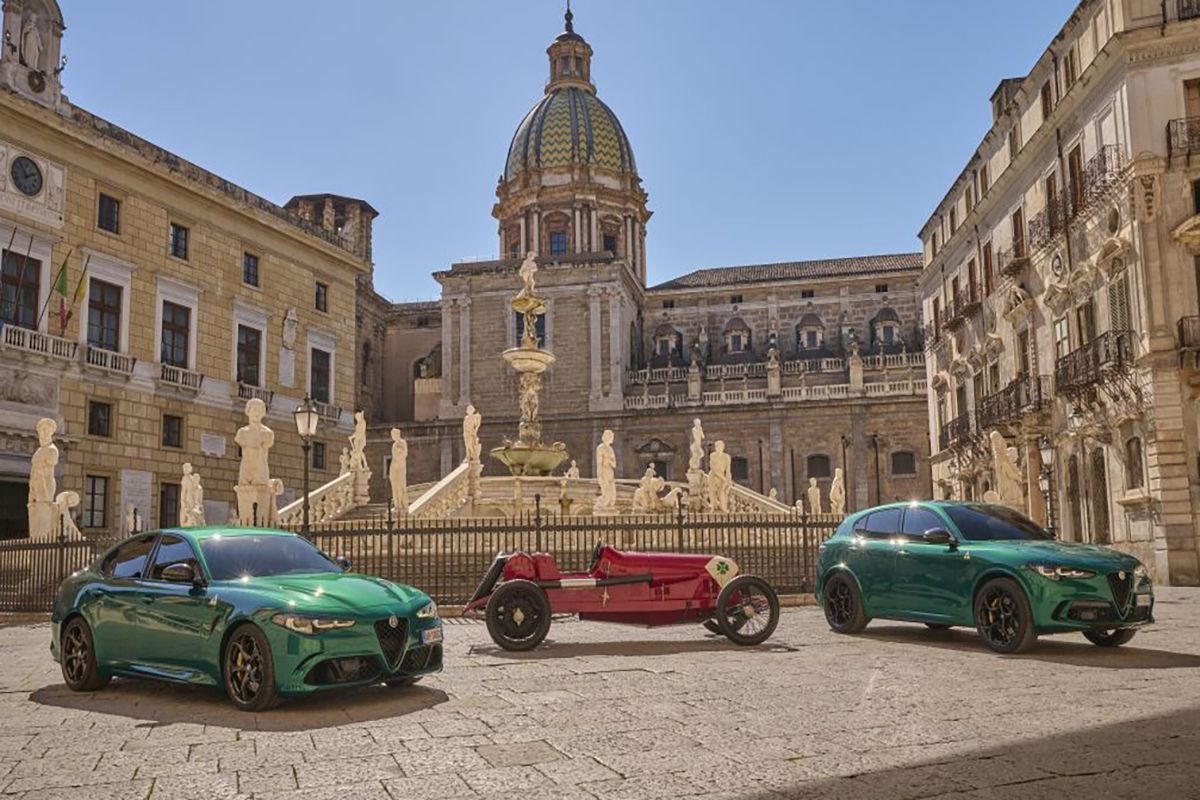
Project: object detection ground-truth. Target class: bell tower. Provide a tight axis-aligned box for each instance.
[0,0,66,109]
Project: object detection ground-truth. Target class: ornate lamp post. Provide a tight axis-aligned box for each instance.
[1039,435,1056,535]
[293,395,320,534]
[839,434,851,512]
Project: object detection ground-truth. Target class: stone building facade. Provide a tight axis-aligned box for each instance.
[919,0,1200,584]
[361,11,933,510]
[0,1,373,537]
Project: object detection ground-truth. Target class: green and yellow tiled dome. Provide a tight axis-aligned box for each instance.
[504,87,637,181]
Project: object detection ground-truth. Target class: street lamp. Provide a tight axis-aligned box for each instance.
[293,395,321,534]
[840,435,851,511]
[1038,435,1056,535]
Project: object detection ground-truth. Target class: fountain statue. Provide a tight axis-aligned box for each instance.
[490,253,568,476]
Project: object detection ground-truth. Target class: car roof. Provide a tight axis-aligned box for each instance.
[160,527,298,543]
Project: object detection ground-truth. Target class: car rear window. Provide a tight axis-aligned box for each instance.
[944,505,1052,541]
[101,535,155,579]
[856,508,902,537]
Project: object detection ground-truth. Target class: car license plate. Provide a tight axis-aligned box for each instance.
[421,626,443,644]
[1135,594,1152,608]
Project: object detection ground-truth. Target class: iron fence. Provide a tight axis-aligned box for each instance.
[0,513,840,613]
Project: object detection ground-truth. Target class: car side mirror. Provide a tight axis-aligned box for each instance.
[922,528,955,546]
[162,562,204,588]
[336,556,352,571]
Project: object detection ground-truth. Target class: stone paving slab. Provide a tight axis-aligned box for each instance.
[1,588,1199,798]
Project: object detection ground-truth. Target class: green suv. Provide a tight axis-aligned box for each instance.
[815,502,1153,654]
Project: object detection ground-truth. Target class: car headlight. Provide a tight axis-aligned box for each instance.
[416,601,439,619]
[1133,564,1151,584]
[1028,563,1096,581]
[270,614,356,635]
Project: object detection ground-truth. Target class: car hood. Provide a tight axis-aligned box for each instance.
[231,572,428,615]
[986,539,1140,571]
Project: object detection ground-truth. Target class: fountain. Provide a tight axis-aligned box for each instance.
[489,253,569,476]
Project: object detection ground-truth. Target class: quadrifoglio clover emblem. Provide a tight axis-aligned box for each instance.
[716,560,730,575]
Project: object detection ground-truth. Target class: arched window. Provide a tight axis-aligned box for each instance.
[891,451,917,475]
[1124,436,1145,490]
[806,454,832,479]
[731,456,750,485]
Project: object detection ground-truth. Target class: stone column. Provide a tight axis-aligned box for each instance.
[588,287,603,402]
[459,297,471,407]
[607,289,623,402]
[574,206,583,253]
[439,297,457,412]
[625,216,633,265]
[591,207,599,253]
[518,216,527,256]
[1026,433,1046,526]
[531,210,540,254]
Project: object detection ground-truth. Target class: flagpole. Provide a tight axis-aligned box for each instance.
[36,244,71,330]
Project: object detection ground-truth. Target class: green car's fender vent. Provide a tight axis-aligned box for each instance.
[375,618,409,669]
[401,644,442,674]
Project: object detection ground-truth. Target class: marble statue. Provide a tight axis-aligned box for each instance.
[54,491,81,541]
[768,488,778,501]
[594,429,617,513]
[516,251,539,299]
[281,307,299,350]
[697,325,710,364]
[180,463,206,527]
[794,499,805,514]
[688,418,705,473]
[27,417,59,540]
[807,478,823,515]
[829,468,846,517]
[266,478,284,526]
[390,427,408,515]
[632,465,667,513]
[279,307,299,387]
[350,411,368,472]
[234,398,275,525]
[463,404,482,463]
[707,440,732,513]
[338,447,351,476]
[565,460,580,479]
[20,12,42,71]
[989,430,1024,511]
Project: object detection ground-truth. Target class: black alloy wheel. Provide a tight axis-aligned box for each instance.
[1083,628,1138,647]
[823,573,869,634]
[715,575,780,646]
[974,578,1038,654]
[486,580,552,651]
[223,624,279,711]
[60,617,110,692]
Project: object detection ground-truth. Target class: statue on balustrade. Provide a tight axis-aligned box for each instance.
[463,403,482,464]
[707,440,732,513]
[829,468,846,517]
[54,491,81,541]
[807,478,823,515]
[180,463,206,527]
[27,417,59,540]
[349,410,372,503]
[390,427,408,516]
[594,429,617,514]
[688,418,705,473]
[235,398,275,525]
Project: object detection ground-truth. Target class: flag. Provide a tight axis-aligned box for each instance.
[53,252,69,335]
[65,254,89,330]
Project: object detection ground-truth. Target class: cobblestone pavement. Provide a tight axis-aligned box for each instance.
[1,589,1199,800]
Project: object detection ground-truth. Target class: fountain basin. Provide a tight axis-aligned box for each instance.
[490,442,569,476]
[502,347,556,374]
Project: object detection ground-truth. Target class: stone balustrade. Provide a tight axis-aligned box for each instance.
[84,344,136,376]
[626,377,926,411]
[0,325,77,361]
[158,363,205,391]
[277,471,356,527]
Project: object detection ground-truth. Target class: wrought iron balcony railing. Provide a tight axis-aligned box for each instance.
[1180,0,1200,22]
[997,247,1030,278]
[922,320,942,350]
[938,412,976,452]
[1168,116,1200,163]
[1180,316,1200,367]
[978,374,1047,430]
[1029,198,1066,253]
[1054,330,1133,399]
[1069,145,1124,217]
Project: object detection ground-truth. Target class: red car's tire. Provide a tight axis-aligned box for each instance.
[486,580,551,651]
[60,617,110,692]
[715,575,780,646]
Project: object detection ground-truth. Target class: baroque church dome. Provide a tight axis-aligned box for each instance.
[502,9,637,182]
[504,88,636,181]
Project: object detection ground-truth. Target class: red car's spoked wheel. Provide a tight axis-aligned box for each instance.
[715,575,780,646]
[486,580,551,651]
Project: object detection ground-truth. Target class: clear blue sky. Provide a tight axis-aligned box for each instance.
[60,1,1076,301]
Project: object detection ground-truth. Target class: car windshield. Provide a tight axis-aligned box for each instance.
[199,535,340,581]
[944,505,1053,542]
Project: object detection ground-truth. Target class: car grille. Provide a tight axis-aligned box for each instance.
[1107,572,1133,614]
[374,618,408,670]
[305,656,381,686]
[400,643,442,673]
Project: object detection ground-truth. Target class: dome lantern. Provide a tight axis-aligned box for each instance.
[546,5,593,93]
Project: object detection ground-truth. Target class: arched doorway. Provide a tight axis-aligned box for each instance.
[1066,454,1083,542]
[1090,449,1110,544]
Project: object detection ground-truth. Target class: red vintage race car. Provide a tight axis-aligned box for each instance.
[463,542,781,650]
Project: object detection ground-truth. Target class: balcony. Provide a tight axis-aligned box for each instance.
[998,247,1030,279]
[1054,330,1133,399]
[158,363,204,392]
[978,375,1047,430]
[315,400,343,423]
[938,412,976,452]
[1180,0,1200,22]
[237,383,275,408]
[922,320,942,350]
[1180,316,1200,369]
[1168,117,1200,164]
[1068,145,1124,218]
[84,344,136,376]
[1028,198,1065,253]
[0,324,78,362]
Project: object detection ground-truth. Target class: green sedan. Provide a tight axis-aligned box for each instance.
[51,527,443,710]
[815,501,1153,654]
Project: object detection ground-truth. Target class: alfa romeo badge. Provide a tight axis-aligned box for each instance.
[388,615,399,628]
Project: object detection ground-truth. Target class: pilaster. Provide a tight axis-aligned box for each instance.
[458,297,471,406]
